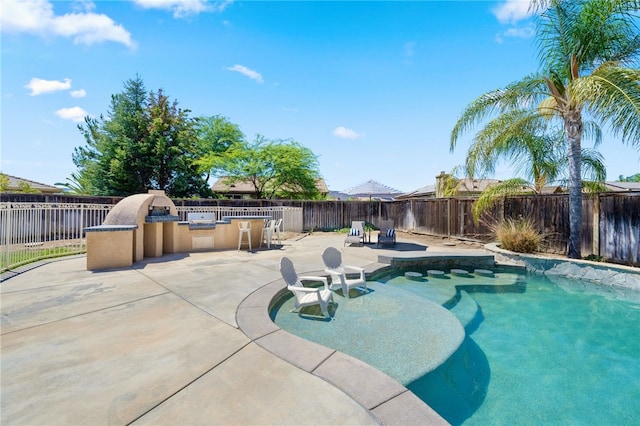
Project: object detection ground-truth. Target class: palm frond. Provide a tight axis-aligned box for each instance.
[450,75,549,150]
[472,178,534,222]
[578,64,640,146]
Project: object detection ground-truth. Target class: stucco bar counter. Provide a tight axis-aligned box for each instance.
[84,190,270,271]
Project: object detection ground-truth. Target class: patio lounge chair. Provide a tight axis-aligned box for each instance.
[344,220,366,246]
[321,247,367,298]
[280,257,334,318]
[377,219,396,247]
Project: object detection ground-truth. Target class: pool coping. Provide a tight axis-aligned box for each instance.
[236,268,449,426]
[235,252,499,426]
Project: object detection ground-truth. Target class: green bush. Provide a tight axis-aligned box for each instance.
[491,217,544,253]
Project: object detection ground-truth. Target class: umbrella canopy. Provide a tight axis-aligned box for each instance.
[344,179,402,200]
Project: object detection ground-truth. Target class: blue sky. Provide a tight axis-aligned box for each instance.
[2,0,639,193]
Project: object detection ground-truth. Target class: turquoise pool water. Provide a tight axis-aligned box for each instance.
[271,268,640,425]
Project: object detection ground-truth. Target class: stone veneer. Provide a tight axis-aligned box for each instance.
[485,243,640,292]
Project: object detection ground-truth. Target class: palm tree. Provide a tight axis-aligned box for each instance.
[463,110,607,193]
[466,119,608,222]
[55,171,93,195]
[451,0,640,258]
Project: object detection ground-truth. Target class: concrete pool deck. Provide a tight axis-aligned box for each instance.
[1,232,488,425]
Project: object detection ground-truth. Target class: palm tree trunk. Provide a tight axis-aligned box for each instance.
[565,110,583,259]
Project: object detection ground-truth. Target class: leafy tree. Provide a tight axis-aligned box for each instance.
[0,173,9,192]
[194,115,244,182]
[73,76,209,198]
[17,181,40,193]
[451,0,640,258]
[204,135,323,199]
[618,173,640,182]
[146,89,211,197]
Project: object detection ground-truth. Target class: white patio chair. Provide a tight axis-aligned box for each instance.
[280,257,334,318]
[260,219,276,249]
[344,220,366,246]
[321,246,367,298]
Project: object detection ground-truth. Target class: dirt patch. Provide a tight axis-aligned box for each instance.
[399,232,487,250]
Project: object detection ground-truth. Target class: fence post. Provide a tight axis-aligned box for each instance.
[80,203,85,249]
[447,198,451,238]
[4,204,11,270]
[593,194,600,257]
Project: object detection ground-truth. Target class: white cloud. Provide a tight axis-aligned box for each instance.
[25,77,71,95]
[495,22,536,43]
[404,41,416,57]
[133,0,232,18]
[504,25,535,38]
[492,0,535,24]
[333,126,363,140]
[55,106,88,122]
[226,64,263,83]
[70,89,87,98]
[0,0,136,48]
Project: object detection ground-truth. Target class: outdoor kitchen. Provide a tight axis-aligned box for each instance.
[84,190,270,271]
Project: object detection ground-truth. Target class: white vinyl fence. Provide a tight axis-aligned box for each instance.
[175,206,303,232]
[1,202,114,273]
[1,202,303,274]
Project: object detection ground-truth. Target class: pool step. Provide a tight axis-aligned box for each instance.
[449,290,482,332]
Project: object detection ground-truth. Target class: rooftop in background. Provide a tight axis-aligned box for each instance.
[342,180,402,201]
[605,182,640,192]
[1,174,61,194]
[211,177,328,200]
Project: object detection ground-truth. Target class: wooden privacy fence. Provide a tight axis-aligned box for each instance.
[300,193,640,266]
[2,192,638,267]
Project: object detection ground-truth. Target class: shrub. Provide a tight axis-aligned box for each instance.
[491,217,544,253]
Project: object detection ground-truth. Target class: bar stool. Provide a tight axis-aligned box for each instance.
[238,221,252,251]
[274,218,283,245]
[260,219,275,249]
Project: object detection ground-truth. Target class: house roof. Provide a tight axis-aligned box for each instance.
[605,181,640,192]
[456,178,502,193]
[211,177,329,194]
[396,184,436,199]
[211,179,256,193]
[1,174,61,194]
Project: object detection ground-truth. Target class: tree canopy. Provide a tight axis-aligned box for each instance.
[73,76,210,198]
[201,135,323,200]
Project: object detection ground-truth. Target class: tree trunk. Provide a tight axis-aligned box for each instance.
[565,110,583,259]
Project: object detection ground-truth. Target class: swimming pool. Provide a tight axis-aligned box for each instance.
[271,267,640,425]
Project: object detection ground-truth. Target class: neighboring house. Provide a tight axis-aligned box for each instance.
[604,181,640,192]
[399,172,503,200]
[212,177,329,199]
[342,179,403,201]
[540,185,565,194]
[0,174,60,194]
[328,190,351,200]
[395,184,437,200]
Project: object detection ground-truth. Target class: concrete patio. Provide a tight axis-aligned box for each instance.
[1,232,488,425]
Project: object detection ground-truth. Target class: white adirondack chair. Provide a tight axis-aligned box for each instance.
[280,257,334,318]
[321,247,367,298]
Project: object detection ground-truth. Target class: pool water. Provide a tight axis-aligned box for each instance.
[272,268,640,425]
